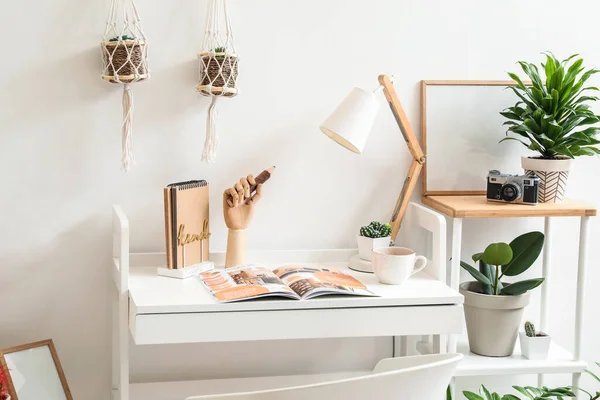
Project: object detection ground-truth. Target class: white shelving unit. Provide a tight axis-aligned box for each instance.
[111,202,463,400]
[421,195,596,398]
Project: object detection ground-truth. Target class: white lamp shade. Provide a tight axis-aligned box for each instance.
[320,87,380,154]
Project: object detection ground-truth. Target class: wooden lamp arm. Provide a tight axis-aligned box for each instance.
[378,74,426,243]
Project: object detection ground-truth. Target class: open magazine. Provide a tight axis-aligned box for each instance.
[200,264,378,303]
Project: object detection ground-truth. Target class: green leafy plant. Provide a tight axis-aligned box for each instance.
[109,35,135,42]
[525,321,537,337]
[463,385,576,400]
[460,231,545,295]
[359,221,392,238]
[213,46,228,53]
[501,53,600,159]
[446,362,600,400]
[582,362,600,399]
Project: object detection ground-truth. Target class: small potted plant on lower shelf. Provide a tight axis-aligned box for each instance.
[460,231,545,357]
[519,321,551,360]
[357,221,391,261]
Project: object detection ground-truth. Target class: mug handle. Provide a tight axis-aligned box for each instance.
[411,256,428,276]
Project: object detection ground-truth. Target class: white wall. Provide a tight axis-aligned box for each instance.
[2,0,600,398]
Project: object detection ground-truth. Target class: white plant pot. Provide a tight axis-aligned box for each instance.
[521,156,573,203]
[519,331,551,360]
[460,282,531,357]
[356,235,390,261]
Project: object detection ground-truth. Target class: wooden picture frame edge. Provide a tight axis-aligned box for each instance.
[420,79,532,197]
[0,339,73,400]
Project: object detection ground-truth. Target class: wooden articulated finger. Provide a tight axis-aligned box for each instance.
[240,177,250,199]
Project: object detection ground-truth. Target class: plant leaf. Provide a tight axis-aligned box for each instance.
[500,278,545,295]
[463,391,484,400]
[482,243,513,266]
[479,261,494,295]
[460,262,492,285]
[501,231,544,276]
[472,252,484,262]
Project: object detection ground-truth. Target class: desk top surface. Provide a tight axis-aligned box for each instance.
[129,260,462,315]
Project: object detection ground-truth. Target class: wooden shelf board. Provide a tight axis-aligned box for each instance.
[421,195,596,218]
[455,338,587,377]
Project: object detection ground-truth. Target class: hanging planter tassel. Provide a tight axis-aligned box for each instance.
[101,0,149,172]
[196,0,239,163]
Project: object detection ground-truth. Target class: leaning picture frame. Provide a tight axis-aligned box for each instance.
[0,339,72,400]
[421,80,532,196]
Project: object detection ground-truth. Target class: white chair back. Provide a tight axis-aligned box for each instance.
[186,353,462,400]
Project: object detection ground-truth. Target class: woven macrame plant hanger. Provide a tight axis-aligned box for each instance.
[196,0,239,163]
[101,0,149,172]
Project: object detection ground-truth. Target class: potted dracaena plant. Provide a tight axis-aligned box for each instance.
[356,221,391,261]
[519,321,551,360]
[459,231,544,357]
[500,53,600,203]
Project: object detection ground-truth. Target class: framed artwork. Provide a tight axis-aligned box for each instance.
[0,339,72,400]
[421,80,532,196]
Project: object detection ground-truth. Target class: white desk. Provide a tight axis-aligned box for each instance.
[111,203,463,400]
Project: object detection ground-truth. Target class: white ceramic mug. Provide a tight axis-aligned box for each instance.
[371,247,427,285]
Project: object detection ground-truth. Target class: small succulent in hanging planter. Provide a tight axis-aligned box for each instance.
[357,221,392,261]
[197,0,240,163]
[197,46,239,97]
[101,0,149,171]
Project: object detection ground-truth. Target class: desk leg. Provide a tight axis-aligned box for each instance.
[433,335,447,354]
[118,291,129,400]
[394,336,408,357]
[448,218,462,353]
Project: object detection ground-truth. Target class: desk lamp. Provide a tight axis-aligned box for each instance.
[320,75,425,272]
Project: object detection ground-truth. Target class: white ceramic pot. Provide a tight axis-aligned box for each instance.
[460,282,531,357]
[521,156,573,203]
[519,331,551,360]
[356,235,390,261]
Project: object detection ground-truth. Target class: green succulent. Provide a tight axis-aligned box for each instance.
[359,221,391,238]
[501,52,600,159]
[525,321,536,338]
[109,35,135,42]
[460,231,545,296]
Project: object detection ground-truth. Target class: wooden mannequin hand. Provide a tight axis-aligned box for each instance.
[223,175,263,230]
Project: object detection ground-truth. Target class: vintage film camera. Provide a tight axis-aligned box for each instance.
[486,170,540,205]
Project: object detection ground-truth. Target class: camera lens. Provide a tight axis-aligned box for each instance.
[501,183,521,202]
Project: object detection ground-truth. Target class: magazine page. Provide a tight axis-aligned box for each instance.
[200,265,300,303]
[272,265,378,300]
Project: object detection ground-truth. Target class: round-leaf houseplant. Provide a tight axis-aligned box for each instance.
[356,221,391,261]
[501,53,600,203]
[459,231,544,357]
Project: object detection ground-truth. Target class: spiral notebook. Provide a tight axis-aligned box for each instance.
[164,180,210,269]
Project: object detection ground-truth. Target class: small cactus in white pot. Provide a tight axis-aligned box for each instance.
[519,321,551,360]
[357,221,391,261]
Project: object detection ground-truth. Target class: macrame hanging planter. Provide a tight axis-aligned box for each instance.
[196,0,239,163]
[101,0,149,172]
